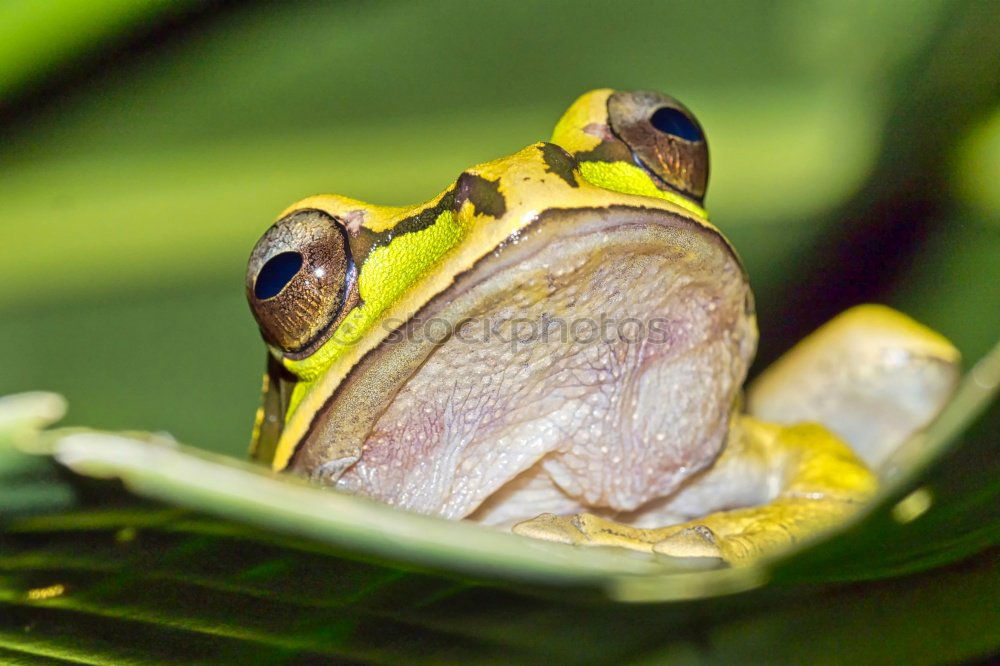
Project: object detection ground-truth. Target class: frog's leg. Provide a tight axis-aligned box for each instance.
[512,417,877,565]
[747,304,959,469]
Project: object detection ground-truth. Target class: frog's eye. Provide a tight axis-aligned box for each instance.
[246,209,358,354]
[607,90,709,203]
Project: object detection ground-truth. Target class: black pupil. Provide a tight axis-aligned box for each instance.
[255,251,303,299]
[649,107,702,142]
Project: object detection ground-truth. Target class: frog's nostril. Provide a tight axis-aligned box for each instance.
[255,251,303,300]
[649,107,703,142]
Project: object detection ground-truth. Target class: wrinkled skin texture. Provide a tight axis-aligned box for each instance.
[335,225,752,522]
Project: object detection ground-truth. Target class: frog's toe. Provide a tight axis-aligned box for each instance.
[514,513,730,559]
[513,512,664,551]
[513,507,846,564]
[512,513,589,545]
[652,525,722,559]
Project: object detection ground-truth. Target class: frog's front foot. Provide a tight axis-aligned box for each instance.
[513,513,724,559]
[514,418,878,565]
[514,498,863,565]
[652,497,865,563]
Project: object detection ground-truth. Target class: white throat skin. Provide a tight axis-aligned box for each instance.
[290,208,755,526]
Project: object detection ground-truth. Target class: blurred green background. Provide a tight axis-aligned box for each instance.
[1,0,997,458]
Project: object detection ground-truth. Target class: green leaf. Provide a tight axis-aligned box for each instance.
[0,393,76,516]
[0,0,196,102]
[0,341,996,662]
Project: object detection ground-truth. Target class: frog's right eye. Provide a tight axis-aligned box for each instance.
[246,209,358,355]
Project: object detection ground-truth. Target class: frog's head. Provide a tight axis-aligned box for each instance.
[245,90,754,524]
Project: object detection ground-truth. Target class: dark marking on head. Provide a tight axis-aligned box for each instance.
[367,188,458,255]
[573,136,634,166]
[538,143,579,187]
[456,173,507,218]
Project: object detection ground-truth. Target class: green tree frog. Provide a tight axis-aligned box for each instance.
[244,89,959,564]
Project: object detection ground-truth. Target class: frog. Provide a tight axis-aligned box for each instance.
[244,89,960,565]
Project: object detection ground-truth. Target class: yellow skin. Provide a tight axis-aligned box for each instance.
[246,89,959,564]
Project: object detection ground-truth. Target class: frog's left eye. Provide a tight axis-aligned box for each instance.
[608,90,709,203]
[246,209,359,355]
